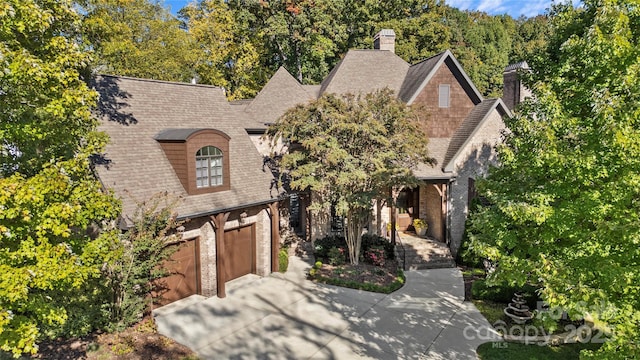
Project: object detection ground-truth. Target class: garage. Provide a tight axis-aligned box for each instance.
[223,224,256,281]
[157,238,200,305]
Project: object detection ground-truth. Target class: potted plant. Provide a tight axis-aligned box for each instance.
[413,218,428,236]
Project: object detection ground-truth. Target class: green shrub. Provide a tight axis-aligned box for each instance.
[327,246,346,265]
[313,269,405,293]
[363,246,386,266]
[471,279,539,308]
[360,234,395,260]
[278,247,289,273]
[314,236,347,260]
[456,231,484,268]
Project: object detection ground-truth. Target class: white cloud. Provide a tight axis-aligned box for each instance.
[476,0,510,14]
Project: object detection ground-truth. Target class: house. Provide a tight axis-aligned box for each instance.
[236,30,519,257]
[93,75,282,304]
[93,29,526,306]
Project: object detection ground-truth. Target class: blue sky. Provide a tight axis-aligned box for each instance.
[163,0,574,18]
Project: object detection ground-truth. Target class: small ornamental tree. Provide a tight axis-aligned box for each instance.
[467,1,640,357]
[267,89,432,265]
[102,193,180,331]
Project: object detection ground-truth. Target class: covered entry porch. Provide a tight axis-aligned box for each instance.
[391,180,450,244]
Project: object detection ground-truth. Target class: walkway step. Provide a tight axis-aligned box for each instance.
[395,232,456,271]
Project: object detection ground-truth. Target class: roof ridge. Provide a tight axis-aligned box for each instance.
[96,74,225,90]
[410,50,447,66]
[245,67,306,112]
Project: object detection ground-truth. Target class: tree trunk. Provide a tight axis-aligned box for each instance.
[345,208,367,265]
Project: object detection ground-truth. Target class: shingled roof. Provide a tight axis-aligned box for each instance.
[93,75,277,223]
[442,98,511,171]
[398,52,446,102]
[319,50,410,96]
[243,67,316,128]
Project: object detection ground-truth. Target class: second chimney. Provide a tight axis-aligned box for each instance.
[374,29,396,53]
[502,61,531,111]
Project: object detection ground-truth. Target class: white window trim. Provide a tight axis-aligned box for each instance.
[196,146,223,188]
[439,84,450,108]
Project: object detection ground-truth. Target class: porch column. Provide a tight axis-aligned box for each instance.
[441,183,447,243]
[267,202,280,273]
[211,212,230,298]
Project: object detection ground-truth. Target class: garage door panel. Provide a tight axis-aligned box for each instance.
[224,225,255,281]
[156,238,199,306]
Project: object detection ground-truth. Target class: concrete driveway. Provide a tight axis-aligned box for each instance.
[153,256,501,359]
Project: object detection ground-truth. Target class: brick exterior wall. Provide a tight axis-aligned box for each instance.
[448,110,505,256]
[412,63,476,138]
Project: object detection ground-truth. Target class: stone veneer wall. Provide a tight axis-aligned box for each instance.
[447,110,505,256]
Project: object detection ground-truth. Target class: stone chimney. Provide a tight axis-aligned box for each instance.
[373,29,396,53]
[502,61,531,110]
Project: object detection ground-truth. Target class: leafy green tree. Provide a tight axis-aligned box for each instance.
[180,0,267,99]
[468,1,640,357]
[1,0,99,176]
[80,0,198,82]
[0,0,120,355]
[267,89,432,264]
[231,0,349,85]
[510,14,550,64]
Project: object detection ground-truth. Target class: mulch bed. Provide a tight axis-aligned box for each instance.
[29,317,195,360]
[315,260,400,288]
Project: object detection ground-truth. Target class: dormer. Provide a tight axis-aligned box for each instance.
[155,128,231,195]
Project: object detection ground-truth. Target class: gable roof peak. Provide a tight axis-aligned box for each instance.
[400,49,483,105]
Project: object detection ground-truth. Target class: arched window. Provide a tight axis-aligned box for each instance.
[196,146,223,188]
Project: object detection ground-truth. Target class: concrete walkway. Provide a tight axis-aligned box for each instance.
[154,256,501,359]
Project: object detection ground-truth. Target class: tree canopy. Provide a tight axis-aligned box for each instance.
[267,89,432,265]
[467,0,640,357]
[77,0,551,99]
[0,0,120,355]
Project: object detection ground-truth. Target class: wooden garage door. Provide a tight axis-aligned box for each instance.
[224,225,256,281]
[157,238,200,305]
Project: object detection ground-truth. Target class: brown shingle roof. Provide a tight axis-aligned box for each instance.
[93,75,277,222]
[398,52,446,102]
[243,67,316,128]
[319,50,410,96]
[413,138,453,179]
[442,98,510,171]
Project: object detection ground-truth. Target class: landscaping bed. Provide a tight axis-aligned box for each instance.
[26,317,196,360]
[308,234,405,293]
[310,260,405,293]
